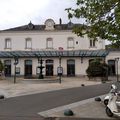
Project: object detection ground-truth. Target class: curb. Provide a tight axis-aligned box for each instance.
[38,94,106,118]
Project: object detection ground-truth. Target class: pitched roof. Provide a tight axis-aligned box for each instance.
[1,21,82,32]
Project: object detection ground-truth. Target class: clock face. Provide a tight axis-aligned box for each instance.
[47,21,53,27]
[45,19,54,28]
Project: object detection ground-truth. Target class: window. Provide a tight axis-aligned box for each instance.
[108,60,116,76]
[90,39,96,47]
[25,38,32,49]
[67,37,74,49]
[89,59,94,65]
[5,38,11,49]
[46,38,53,49]
[76,41,78,44]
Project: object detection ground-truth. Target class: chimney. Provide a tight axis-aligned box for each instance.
[59,18,62,25]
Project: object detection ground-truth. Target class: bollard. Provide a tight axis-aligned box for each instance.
[0,95,4,99]
[95,97,101,102]
[81,84,85,87]
[64,109,74,116]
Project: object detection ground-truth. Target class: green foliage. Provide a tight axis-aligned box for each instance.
[66,0,120,42]
[0,60,4,72]
[106,41,120,49]
[86,59,108,77]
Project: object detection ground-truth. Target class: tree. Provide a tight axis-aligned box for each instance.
[66,0,120,43]
[106,41,120,49]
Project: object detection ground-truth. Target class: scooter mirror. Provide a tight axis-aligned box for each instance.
[111,84,117,90]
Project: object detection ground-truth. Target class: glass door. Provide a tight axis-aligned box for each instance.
[67,59,75,76]
[46,60,53,76]
[24,60,32,77]
[4,60,11,77]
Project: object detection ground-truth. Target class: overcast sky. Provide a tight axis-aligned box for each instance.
[0,0,84,30]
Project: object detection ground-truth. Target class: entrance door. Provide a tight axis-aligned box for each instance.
[4,60,11,76]
[46,60,53,76]
[67,59,75,76]
[24,60,32,77]
[108,60,116,76]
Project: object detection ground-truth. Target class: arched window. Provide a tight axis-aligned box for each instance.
[46,59,54,76]
[67,59,75,76]
[24,60,32,77]
[5,38,11,49]
[4,60,11,76]
[25,38,32,49]
[89,59,94,65]
[67,37,74,49]
[46,38,53,49]
[108,60,116,76]
[46,59,54,64]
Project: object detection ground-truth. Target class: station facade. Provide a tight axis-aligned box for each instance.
[0,19,119,78]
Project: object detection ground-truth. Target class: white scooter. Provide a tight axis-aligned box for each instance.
[106,87,120,117]
[104,84,118,105]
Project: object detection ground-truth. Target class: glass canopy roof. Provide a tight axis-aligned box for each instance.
[0,50,109,58]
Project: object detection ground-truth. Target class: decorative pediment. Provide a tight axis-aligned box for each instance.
[45,19,55,30]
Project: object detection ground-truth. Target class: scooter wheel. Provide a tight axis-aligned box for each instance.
[104,99,109,106]
[106,107,113,117]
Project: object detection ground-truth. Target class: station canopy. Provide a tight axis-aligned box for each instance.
[0,50,109,58]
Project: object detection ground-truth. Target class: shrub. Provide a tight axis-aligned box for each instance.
[0,60,4,72]
[86,59,108,78]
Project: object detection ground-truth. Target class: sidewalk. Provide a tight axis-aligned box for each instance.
[0,76,102,98]
[0,76,116,120]
[39,95,117,120]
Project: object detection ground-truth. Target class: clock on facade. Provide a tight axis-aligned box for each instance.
[45,19,55,28]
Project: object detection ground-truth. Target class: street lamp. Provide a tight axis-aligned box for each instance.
[14,57,19,83]
[115,57,119,82]
[37,57,44,79]
[57,55,63,84]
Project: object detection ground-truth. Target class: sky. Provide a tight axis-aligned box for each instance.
[0,0,84,30]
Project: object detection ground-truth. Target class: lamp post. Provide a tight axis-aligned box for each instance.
[115,57,119,82]
[57,55,63,84]
[38,57,44,79]
[14,57,19,83]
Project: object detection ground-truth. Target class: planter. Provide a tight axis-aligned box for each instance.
[101,76,108,83]
[0,76,5,80]
[88,76,108,83]
[88,76,102,81]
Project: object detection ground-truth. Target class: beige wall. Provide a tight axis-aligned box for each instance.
[106,51,120,75]
[0,28,107,76]
[0,31,105,51]
[1,51,120,76]
[1,57,91,76]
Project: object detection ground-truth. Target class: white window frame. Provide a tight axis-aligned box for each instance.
[67,37,74,49]
[25,38,32,49]
[90,39,96,47]
[5,38,11,49]
[46,38,53,49]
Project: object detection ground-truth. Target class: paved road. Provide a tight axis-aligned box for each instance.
[0,82,119,120]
